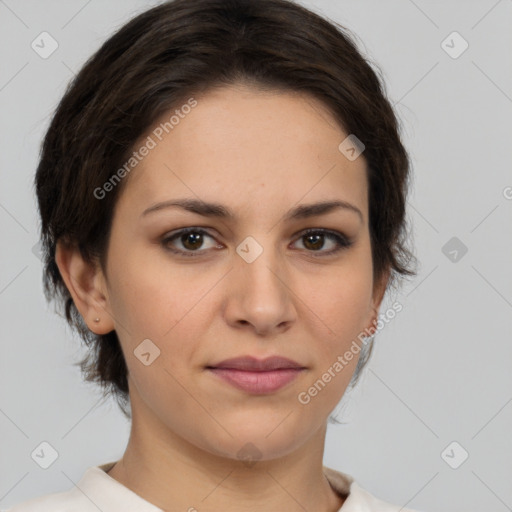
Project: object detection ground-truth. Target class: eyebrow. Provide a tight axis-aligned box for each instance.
[140,198,363,223]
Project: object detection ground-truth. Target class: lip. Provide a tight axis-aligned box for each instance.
[206,356,306,394]
[207,368,305,394]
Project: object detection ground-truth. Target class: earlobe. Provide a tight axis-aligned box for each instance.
[373,267,390,310]
[364,308,378,337]
[365,267,391,335]
[54,240,115,335]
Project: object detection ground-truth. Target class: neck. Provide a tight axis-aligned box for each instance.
[107,392,345,512]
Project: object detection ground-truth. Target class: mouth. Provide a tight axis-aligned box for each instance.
[205,355,306,394]
[206,367,305,394]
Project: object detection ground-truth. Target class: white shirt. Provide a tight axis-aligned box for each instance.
[3,461,421,511]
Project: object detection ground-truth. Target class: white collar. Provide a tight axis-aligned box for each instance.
[58,461,415,512]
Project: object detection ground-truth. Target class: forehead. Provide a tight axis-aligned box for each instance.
[117,84,368,223]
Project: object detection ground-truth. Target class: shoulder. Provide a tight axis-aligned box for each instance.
[323,466,423,512]
[2,463,117,512]
[1,488,92,512]
[348,481,421,511]
[2,462,163,512]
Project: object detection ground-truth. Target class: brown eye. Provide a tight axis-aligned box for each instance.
[293,229,353,256]
[161,228,219,256]
[180,231,204,250]
[302,233,325,251]
[161,227,352,258]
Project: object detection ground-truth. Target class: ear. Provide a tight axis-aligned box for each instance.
[364,267,391,334]
[55,240,115,335]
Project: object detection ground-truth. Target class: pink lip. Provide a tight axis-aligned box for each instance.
[206,355,306,394]
[207,368,305,394]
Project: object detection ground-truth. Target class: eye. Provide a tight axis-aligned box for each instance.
[161,228,220,256]
[292,228,353,256]
[161,227,353,258]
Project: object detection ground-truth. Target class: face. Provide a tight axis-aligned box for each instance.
[92,84,385,461]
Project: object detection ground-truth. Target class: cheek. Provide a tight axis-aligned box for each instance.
[106,244,206,337]
[293,269,371,415]
[303,261,374,343]
[327,283,372,336]
[106,254,219,396]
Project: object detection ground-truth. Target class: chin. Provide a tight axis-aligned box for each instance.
[192,421,314,463]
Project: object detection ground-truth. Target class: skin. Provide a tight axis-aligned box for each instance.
[56,83,389,512]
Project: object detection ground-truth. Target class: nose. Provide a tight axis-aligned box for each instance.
[222,241,297,336]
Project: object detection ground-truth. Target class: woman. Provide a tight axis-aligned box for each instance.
[6,0,419,510]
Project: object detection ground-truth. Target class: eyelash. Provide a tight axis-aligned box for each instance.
[160,227,353,258]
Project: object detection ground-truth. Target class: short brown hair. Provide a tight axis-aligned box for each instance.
[35,0,417,418]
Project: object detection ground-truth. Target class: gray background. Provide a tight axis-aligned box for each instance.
[1,0,511,510]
